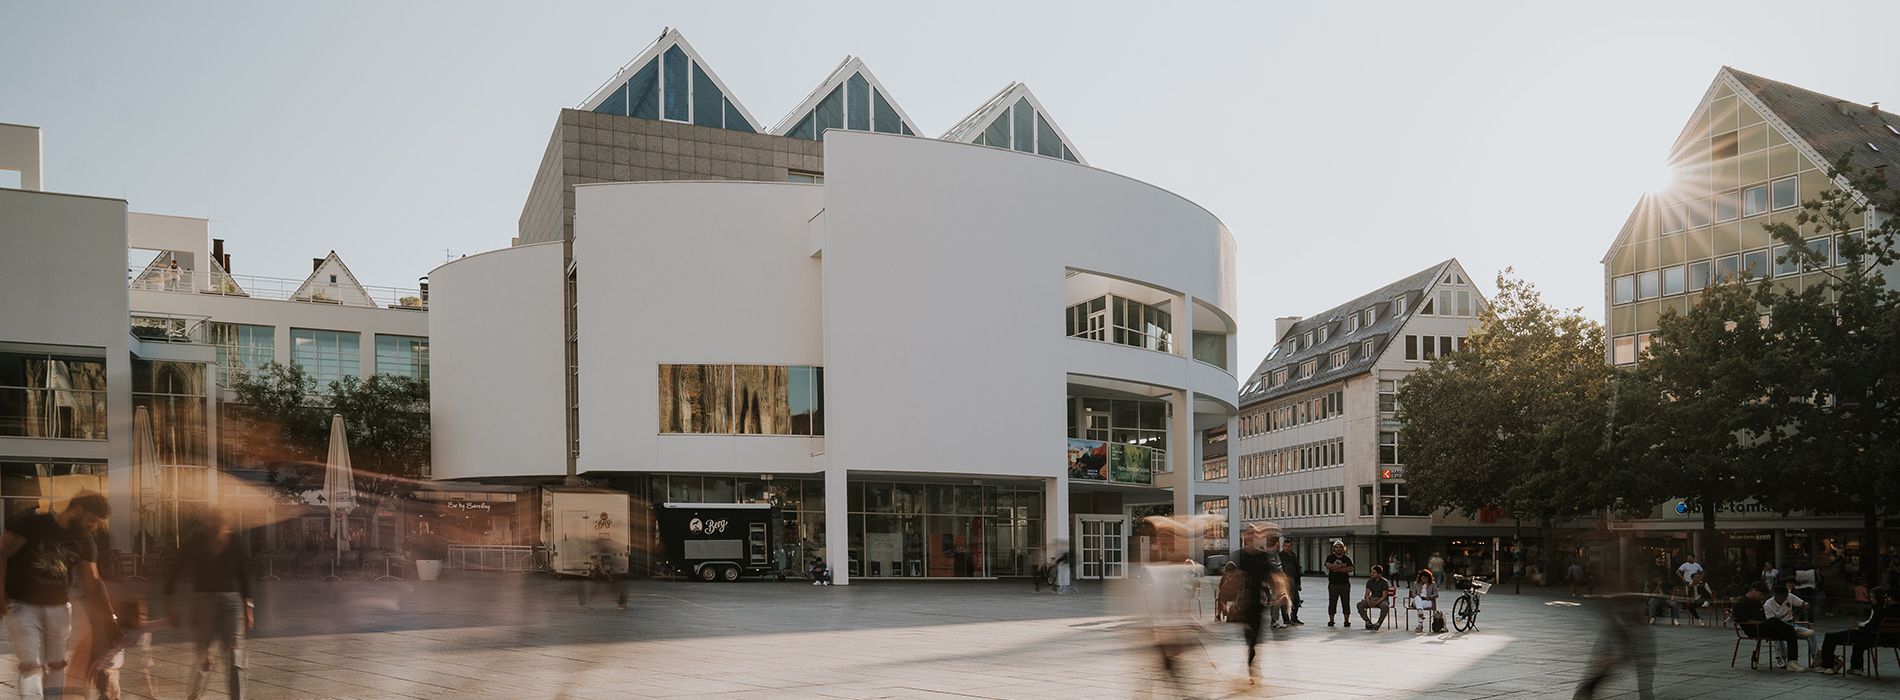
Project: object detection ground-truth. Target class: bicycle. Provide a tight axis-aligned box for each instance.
[1450,574,1492,632]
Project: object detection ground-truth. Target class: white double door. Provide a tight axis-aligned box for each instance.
[1074,514,1128,580]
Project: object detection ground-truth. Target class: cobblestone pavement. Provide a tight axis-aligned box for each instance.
[2,574,1897,698]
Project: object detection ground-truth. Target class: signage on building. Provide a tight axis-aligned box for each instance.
[447,501,492,511]
[1668,498,1805,519]
[1066,438,1154,485]
[1380,468,1404,480]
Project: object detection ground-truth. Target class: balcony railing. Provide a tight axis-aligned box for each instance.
[128,267,427,310]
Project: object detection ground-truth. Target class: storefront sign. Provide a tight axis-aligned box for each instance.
[1067,438,1109,481]
[448,501,492,511]
[1668,499,1801,519]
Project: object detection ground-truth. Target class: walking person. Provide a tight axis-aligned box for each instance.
[1214,561,1242,622]
[1278,539,1304,626]
[1232,524,1287,684]
[1128,517,1204,693]
[1573,596,1655,699]
[0,492,114,700]
[165,511,254,699]
[1323,540,1354,627]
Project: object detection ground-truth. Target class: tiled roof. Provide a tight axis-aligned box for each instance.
[1238,259,1454,407]
[1727,67,1900,182]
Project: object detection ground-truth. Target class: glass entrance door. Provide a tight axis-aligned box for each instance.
[1075,515,1127,579]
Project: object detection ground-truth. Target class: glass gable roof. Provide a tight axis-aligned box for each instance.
[944,83,1082,164]
[583,29,758,133]
[772,57,919,141]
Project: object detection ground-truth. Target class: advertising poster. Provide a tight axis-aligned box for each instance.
[1110,443,1154,485]
[1067,438,1108,481]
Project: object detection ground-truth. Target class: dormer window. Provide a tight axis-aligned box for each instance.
[1348,315,1360,333]
[1394,297,1408,315]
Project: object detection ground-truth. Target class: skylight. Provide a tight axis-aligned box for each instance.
[772,58,919,142]
[940,83,1084,164]
[582,29,759,133]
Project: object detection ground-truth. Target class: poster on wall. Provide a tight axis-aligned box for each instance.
[1067,438,1109,481]
[1110,443,1154,485]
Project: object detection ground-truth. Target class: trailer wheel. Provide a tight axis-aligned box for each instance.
[698,565,720,582]
[720,565,741,582]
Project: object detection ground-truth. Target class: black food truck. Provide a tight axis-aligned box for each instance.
[656,502,780,581]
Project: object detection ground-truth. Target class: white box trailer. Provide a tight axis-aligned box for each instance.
[541,487,631,577]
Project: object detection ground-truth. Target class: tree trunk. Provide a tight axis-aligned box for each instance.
[1701,494,1717,568]
[1867,508,1882,589]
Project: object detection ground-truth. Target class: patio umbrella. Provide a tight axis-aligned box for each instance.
[132,406,159,556]
[322,414,357,557]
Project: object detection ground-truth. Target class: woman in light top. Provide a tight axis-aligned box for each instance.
[1413,569,1440,633]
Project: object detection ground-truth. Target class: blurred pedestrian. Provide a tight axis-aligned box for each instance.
[165,511,254,699]
[1214,561,1242,622]
[89,600,163,700]
[1573,596,1655,699]
[0,491,113,699]
[1323,540,1354,627]
[1130,517,1203,691]
[1232,524,1287,683]
[1278,539,1304,626]
[578,536,628,608]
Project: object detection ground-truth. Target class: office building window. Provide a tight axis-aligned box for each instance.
[1687,261,1711,292]
[1378,379,1398,414]
[1662,265,1686,296]
[1743,185,1769,217]
[209,323,274,387]
[1613,275,1634,305]
[1379,431,1399,465]
[1771,176,1798,210]
[375,335,430,380]
[1637,270,1660,300]
[290,329,360,388]
[1714,255,1741,282]
[1742,249,1769,279]
[0,351,107,440]
[1405,335,1418,361]
[1329,349,1350,370]
[1612,336,1636,365]
[659,364,825,436]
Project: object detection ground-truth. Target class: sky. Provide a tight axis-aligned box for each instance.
[7,2,1900,371]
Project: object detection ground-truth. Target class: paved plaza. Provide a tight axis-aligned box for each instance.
[5,574,1899,699]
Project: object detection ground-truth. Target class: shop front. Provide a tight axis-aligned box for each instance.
[845,479,1045,580]
[407,485,535,546]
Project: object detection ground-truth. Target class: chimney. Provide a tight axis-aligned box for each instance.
[312,257,324,272]
[419,279,429,304]
[211,239,229,273]
[1275,316,1303,341]
[1874,101,1882,113]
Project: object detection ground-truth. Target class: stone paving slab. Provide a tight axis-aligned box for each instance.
[0,575,1894,698]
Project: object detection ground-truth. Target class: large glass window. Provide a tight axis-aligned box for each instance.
[1715,190,1740,222]
[1612,275,1635,304]
[132,359,209,467]
[374,335,429,380]
[1379,483,1427,517]
[1612,336,1636,365]
[846,72,870,131]
[1687,261,1711,292]
[1771,176,1799,210]
[1807,237,1834,271]
[1636,270,1660,300]
[1743,184,1769,217]
[1069,294,1171,353]
[691,63,723,128]
[1379,431,1400,465]
[1714,255,1742,283]
[290,329,360,388]
[0,351,107,440]
[1773,244,1799,277]
[1662,265,1686,296]
[210,323,273,387]
[1011,98,1034,153]
[0,462,106,532]
[1742,249,1770,279]
[658,365,823,436]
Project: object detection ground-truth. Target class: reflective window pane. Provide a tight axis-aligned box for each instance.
[873,90,902,134]
[662,46,689,121]
[846,72,870,132]
[629,58,660,120]
[1011,98,1034,153]
[1688,261,1711,291]
[814,86,844,141]
[692,63,723,128]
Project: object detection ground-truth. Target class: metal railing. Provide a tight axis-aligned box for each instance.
[127,267,426,310]
[445,544,546,572]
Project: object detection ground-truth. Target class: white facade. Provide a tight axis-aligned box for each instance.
[432,131,1239,582]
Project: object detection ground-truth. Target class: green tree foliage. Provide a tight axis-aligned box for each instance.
[1755,158,1900,585]
[1396,272,1613,525]
[1611,280,1781,564]
[227,362,430,499]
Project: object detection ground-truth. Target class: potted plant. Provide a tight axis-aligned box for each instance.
[398,295,422,309]
[411,532,449,581]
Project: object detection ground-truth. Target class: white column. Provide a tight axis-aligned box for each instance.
[1047,474,1070,590]
[825,467,849,585]
[1225,414,1241,555]
[1170,389,1198,561]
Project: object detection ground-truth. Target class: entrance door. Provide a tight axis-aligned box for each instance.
[1074,515,1128,580]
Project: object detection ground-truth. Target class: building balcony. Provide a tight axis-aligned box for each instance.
[128,267,427,310]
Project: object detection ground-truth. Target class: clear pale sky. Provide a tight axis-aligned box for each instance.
[7,2,1899,370]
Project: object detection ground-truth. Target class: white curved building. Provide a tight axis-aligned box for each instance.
[431,30,1238,582]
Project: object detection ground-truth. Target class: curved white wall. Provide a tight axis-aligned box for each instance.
[428,242,567,480]
[573,182,827,475]
[820,131,1238,478]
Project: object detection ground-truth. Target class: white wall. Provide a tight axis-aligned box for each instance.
[0,188,132,544]
[573,182,827,475]
[819,131,1237,480]
[427,242,567,480]
[127,213,209,285]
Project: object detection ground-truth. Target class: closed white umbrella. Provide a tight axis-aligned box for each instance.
[322,414,357,563]
[129,407,159,579]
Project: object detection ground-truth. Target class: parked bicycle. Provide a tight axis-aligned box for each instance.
[1450,574,1492,632]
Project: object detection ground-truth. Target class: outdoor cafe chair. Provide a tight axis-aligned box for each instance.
[1869,618,1900,679]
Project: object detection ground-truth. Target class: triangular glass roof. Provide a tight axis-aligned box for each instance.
[940,83,1084,164]
[770,57,921,141]
[580,28,760,133]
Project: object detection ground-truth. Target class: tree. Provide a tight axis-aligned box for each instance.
[227,363,431,500]
[1755,157,1900,587]
[1397,272,1614,531]
[1611,280,1781,568]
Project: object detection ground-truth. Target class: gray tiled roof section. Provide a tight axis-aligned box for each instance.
[1727,67,1900,179]
[1238,259,1453,407]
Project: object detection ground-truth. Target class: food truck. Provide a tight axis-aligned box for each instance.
[655,502,779,581]
[541,487,631,577]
